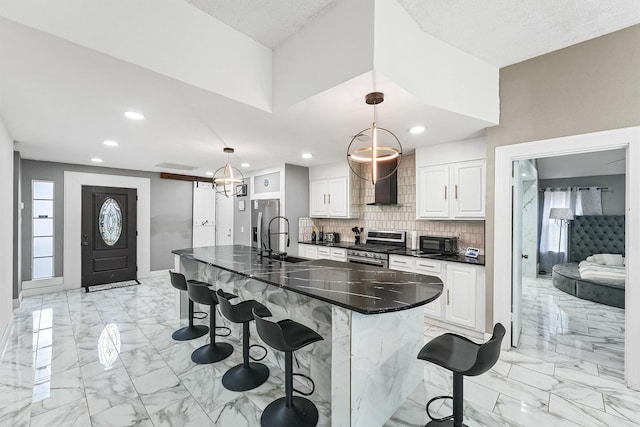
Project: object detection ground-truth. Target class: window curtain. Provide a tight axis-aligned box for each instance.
[538,187,602,273]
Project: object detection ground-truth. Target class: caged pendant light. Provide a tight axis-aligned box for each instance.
[213,147,245,198]
[347,92,402,185]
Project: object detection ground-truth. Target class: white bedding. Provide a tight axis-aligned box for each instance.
[579,260,626,284]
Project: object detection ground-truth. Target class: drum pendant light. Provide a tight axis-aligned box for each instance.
[347,92,402,185]
[213,147,245,198]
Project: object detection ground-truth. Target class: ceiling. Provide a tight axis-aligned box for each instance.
[0,1,638,177]
[536,149,626,180]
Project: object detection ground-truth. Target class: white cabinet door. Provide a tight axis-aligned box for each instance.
[445,264,477,329]
[418,166,449,218]
[302,245,318,260]
[328,177,348,217]
[310,180,328,217]
[416,259,443,318]
[389,255,415,272]
[317,246,332,260]
[451,160,485,218]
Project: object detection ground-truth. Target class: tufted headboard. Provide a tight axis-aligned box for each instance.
[569,215,625,262]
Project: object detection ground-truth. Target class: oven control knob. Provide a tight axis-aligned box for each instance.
[374,253,380,259]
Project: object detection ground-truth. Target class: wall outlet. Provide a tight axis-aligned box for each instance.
[241,226,244,233]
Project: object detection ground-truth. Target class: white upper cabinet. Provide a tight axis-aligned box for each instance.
[416,137,486,220]
[417,165,450,218]
[309,162,355,218]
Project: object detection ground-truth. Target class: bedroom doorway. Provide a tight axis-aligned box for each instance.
[494,126,640,388]
[511,151,626,375]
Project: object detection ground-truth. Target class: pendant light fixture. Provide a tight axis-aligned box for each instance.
[347,92,402,185]
[213,147,245,198]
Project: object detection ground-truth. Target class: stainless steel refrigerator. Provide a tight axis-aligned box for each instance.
[251,198,280,253]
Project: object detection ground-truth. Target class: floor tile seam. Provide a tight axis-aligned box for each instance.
[30,395,87,422]
[601,397,640,425]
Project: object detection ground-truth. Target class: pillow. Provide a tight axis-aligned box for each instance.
[592,253,624,266]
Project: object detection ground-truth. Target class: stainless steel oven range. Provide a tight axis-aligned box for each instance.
[346,230,406,268]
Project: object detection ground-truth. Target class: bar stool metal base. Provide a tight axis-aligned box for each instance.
[191,342,233,364]
[171,325,209,341]
[260,396,319,427]
[222,362,269,392]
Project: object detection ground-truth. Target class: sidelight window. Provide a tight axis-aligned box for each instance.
[32,180,54,279]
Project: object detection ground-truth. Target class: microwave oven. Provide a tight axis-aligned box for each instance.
[419,236,458,255]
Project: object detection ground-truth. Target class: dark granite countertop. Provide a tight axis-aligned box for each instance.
[173,245,443,315]
[298,240,353,249]
[389,250,486,266]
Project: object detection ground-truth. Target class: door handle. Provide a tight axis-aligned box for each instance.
[328,194,331,204]
[455,184,458,199]
[81,242,88,246]
[444,185,447,201]
[324,194,326,204]
[446,289,450,305]
[522,254,529,259]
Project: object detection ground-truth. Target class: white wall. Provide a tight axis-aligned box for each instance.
[0,115,14,349]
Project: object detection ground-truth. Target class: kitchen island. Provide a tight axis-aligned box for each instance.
[173,245,443,427]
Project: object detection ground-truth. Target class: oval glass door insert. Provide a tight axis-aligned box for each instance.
[99,197,122,246]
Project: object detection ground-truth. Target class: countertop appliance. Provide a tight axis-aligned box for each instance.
[419,235,458,255]
[251,199,281,253]
[347,230,406,268]
[323,232,340,244]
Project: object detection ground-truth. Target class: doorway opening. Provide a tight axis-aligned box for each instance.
[511,151,626,378]
[493,126,639,388]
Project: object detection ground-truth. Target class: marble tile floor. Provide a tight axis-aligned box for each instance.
[1,275,637,426]
[0,276,330,427]
[386,275,637,427]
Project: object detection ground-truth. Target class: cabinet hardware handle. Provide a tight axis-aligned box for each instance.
[395,260,406,264]
[444,185,447,201]
[455,184,458,199]
[328,194,331,204]
[447,289,450,305]
[324,194,326,204]
[522,254,529,259]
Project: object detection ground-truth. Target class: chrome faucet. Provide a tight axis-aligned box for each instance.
[267,216,290,258]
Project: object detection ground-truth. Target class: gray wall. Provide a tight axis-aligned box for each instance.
[21,160,192,280]
[13,151,21,299]
[234,181,251,246]
[484,25,640,330]
[284,164,310,256]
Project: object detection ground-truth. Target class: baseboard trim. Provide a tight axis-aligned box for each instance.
[141,269,170,279]
[12,292,22,308]
[22,277,64,296]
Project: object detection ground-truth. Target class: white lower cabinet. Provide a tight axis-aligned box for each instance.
[444,263,477,329]
[299,244,318,260]
[389,255,484,332]
[298,244,347,262]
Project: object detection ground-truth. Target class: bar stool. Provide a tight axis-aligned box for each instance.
[168,271,209,341]
[186,281,236,364]
[417,323,505,427]
[216,290,272,391]
[253,308,324,427]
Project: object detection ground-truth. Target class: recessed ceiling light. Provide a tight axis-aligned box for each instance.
[302,153,313,159]
[91,158,103,163]
[241,163,250,168]
[206,171,214,176]
[124,111,145,120]
[409,126,425,134]
[103,140,119,147]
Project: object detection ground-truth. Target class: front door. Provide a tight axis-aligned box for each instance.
[81,186,137,288]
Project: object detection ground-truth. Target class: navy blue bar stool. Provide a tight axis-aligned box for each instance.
[169,271,208,341]
[186,281,236,364]
[216,289,272,391]
[253,308,324,427]
[417,323,505,427]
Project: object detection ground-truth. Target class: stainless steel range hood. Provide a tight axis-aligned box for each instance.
[367,158,398,205]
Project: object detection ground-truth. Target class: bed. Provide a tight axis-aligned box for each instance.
[551,215,626,308]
